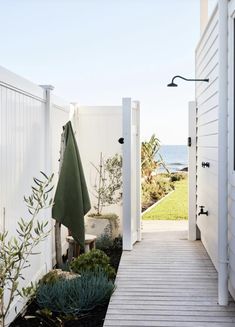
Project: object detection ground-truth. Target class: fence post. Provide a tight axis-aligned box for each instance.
[134,101,141,242]
[188,101,197,241]
[40,84,54,270]
[122,98,133,251]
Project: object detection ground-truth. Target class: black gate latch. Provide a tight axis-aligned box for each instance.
[118,137,124,144]
[188,137,192,147]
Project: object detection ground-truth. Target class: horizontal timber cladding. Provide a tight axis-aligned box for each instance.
[195,5,219,269]
[228,0,235,299]
[0,65,69,324]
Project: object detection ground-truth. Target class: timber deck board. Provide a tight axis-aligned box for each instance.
[104,224,235,327]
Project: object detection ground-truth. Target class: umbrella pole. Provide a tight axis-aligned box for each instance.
[55,130,65,268]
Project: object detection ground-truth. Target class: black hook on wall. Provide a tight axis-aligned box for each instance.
[202,162,210,168]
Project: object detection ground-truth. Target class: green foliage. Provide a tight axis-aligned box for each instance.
[170,172,187,182]
[142,175,174,211]
[0,172,54,327]
[95,235,122,272]
[141,188,151,210]
[141,134,168,183]
[39,307,53,318]
[112,235,122,249]
[40,269,78,285]
[91,153,122,215]
[96,234,122,252]
[70,249,116,280]
[40,270,61,285]
[36,270,115,316]
[141,134,173,211]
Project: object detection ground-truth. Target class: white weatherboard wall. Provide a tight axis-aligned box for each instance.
[72,106,123,225]
[228,0,235,300]
[0,66,69,324]
[195,4,219,269]
[196,1,235,301]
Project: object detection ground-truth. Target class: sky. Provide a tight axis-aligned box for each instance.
[0,0,217,144]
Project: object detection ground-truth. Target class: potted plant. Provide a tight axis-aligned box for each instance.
[85,153,122,239]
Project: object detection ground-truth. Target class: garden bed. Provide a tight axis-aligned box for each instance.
[141,171,187,212]
[11,299,108,327]
[10,239,122,327]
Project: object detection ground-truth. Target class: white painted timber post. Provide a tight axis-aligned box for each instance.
[188,101,197,241]
[41,84,54,271]
[200,0,208,35]
[134,101,142,242]
[70,102,79,134]
[218,0,229,306]
[122,97,132,251]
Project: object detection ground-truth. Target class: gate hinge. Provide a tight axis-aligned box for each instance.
[188,137,192,147]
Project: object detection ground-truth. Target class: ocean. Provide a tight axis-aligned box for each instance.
[156,145,188,172]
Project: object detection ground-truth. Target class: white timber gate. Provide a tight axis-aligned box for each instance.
[122,98,141,251]
[188,101,197,241]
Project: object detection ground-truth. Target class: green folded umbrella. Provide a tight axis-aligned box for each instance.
[52,121,91,248]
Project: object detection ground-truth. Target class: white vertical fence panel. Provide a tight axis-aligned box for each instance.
[0,79,47,324]
[72,105,123,223]
[188,101,197,241]
[0,66,69,324]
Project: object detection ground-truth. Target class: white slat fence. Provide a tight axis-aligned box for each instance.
[0,66,70,324]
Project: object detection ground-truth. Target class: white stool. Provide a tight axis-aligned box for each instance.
[66,234,97,262]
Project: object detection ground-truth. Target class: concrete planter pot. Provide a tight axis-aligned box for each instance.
[85,214,120,239]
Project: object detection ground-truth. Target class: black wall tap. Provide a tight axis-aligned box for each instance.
[198,206,208,216]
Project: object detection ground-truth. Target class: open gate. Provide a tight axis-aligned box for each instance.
[122,98,141,250]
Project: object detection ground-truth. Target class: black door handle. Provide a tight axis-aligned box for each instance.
[118,137,124,144]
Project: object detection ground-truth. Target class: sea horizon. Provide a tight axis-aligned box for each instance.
[156,144,188,172]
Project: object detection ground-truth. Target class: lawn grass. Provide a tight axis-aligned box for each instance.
[142,178,188,220]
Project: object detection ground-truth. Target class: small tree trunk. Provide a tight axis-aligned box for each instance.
[97,152,103,215]
[55,221,62,267]
[55,131,65,268]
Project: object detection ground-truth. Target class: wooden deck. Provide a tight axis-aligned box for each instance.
[104,221,235,327]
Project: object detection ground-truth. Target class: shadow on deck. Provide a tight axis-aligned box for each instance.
[104,221,235,327]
